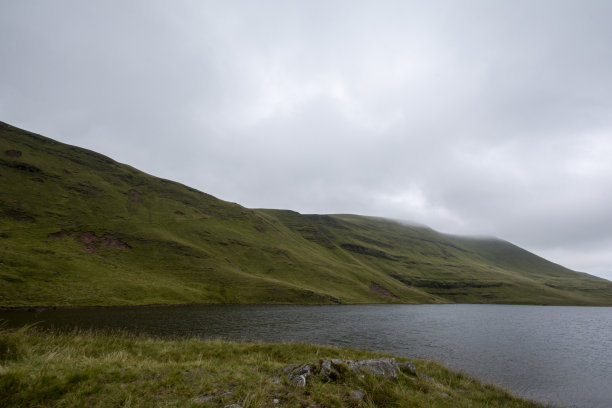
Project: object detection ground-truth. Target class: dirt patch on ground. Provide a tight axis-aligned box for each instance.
[5,150,22,158]
[126,189,142,213]
[370,282,398,299]
[48,230,131,253]
[128,189,142,202]
[99,233,131,250]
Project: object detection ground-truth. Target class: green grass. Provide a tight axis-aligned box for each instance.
[1,120,612,307]
[0,327,548,408]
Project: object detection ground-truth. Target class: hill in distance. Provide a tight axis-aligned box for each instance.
[1,120,612,307]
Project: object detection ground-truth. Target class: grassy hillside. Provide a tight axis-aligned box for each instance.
[1,120,611,307]
[0,327,546,408]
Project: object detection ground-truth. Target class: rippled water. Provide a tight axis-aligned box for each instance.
[2,304,611,408]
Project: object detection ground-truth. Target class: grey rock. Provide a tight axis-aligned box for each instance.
[319,359,343,381]
[282,364,299,375]
[283,363,312,381]
[438,392,450,398]
[320,359,333,377]
[270,376,281,384]
[292,374,307,388]
[224,405,243,408]
[350,389,365,401]
[398,361,417,375]
[296,364,312,376]
[193,395,215,403]
[419,374,437,384]
[283,357,401,385]
[351,358,399,380]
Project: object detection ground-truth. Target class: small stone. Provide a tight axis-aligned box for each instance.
[350,389,365,401]
[292,374,307,388]
[320,359,332,373]
[270,376,281,384]
[193,395,214,403]
[296,364,311,376]
[272,398,280,404]
[224,404,243,408]
[398,361,417,375]
[320,359,341,380]
[438,392,450,398]
[282,364,299,375]
[419,374,437,384]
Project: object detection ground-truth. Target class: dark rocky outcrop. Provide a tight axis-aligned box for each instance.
[340,243,393,259]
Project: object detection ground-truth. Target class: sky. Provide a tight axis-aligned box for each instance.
[1,1,612,281]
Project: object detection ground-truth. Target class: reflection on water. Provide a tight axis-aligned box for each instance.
[2,304,611,408]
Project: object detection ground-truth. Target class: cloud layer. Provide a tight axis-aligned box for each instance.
[2,1,612,280]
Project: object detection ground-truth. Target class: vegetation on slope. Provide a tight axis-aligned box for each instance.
[1,120,611,307]
[0,327,547,408]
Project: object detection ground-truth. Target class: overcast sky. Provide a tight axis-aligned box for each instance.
[2,1,612,280]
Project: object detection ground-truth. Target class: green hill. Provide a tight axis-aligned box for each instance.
[1,120,611,307]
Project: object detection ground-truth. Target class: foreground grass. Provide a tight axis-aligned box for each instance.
[0,327,547,408]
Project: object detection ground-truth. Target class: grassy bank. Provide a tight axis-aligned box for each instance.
[0,327,546,408]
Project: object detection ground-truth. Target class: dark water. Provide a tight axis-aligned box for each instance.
[2,304,611,408]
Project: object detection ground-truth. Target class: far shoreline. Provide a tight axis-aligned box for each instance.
[2,300,610,312]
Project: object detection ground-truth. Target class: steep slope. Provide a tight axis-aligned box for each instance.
[1,121,611,307]
[267,213,612,305]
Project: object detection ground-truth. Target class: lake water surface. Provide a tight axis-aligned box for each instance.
[2,304,611,408]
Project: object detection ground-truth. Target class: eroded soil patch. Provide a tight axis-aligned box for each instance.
[370,282,398,298]
[5,149,22,158]
[48,230,131,253]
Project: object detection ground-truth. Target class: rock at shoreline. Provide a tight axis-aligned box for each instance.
[283,357,418,386]
[350,358,400,380]
[398,360,417,375]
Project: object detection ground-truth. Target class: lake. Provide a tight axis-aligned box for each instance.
[1,304,611,408]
